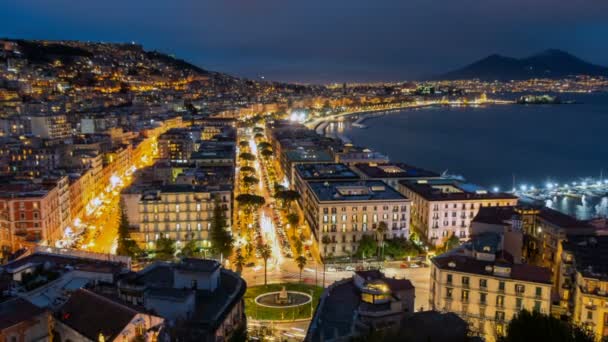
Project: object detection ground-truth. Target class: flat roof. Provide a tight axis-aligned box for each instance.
[308,180,408,202]
[295,163,359,181]
[354,162,440,179]
[284,149,333,163]
[400,179,518,202]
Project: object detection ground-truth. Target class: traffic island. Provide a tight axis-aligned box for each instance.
[245,283,323,321]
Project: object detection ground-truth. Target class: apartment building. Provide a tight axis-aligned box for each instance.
[557,236,608,339]
[29,114,71,139]
[398,179,518,246]
[293,163,360,209]
[302,180,410,258]
[430,242,552,341]
[158,128,196,162]
[0,182,63,254]
[130,184,232,251]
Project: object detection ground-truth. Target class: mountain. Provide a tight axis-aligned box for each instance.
[441,49,608,80]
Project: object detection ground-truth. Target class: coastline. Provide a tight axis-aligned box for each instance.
[311,100,513,143]
[304,100,516,131]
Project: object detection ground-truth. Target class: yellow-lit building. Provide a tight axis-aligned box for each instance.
[132,184,232,251]
[558,236,608,340]
[430,243,552,341]
[398,179,518,247]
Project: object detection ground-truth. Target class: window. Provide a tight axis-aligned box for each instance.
[516,298,523,310]
[446,288,453,298]
[480,292,487,305]
[498,281,505,292]
[515,284,525,295]
[461,290,469,302]
[462,276,469,287]
[175,204,180,212]
[495,311,505,322]
[496,295,505,308]
[587,310,593,320]
[535,287,543,298]
[447,274,453,284]
[534,301,542,312]
[480,279,487,289]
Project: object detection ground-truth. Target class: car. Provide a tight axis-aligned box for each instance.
[345,265,355,271]
[400,263,409,269]
[326,266,337,272]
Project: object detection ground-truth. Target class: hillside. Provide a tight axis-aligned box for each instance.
[441,49,608,80]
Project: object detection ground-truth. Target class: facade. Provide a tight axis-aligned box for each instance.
[557,236,608,340]
[302,180,410,258]
[398,179,518,246]
[29,114,71,139]
[0,182,64,254]
[429,245,552,341]
[158,128,196,162]
[129,184,232,250]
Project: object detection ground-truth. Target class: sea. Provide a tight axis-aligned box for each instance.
[326,92,608,220]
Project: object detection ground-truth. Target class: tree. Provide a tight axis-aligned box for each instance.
[155,236,176,261]
[444,234,461,252]
[384,237,421,259]
[234,248,245,274]
[376,221,388,259]
[356,234,377,259]
[240,166,256,174]
[116,200,140,257]
[274,190,300,209]
[210,198,233,259]
[499,309,596,342]
[239,152,256,162]
[257,141,271,150]
[296,255,307,282]
[236,194,266,212]
[273,183,286,193]
[242,175,259,188]
[254,132,264,140]
[260,149,273,158]
[180,237,199,258]
[257,242,272,285]
[293,236,304,256]
[286,212,300,229]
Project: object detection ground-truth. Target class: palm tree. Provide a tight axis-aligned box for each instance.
[257,242,272,286]
[376,221,388,260]
[296,255,307,282]
[234,248,245,274]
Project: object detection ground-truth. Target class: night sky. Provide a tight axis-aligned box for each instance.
[2,0,608,83]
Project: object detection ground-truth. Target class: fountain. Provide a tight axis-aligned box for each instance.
[254,287,312,309]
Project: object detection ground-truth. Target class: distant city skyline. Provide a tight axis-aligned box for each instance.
[2,0,608,83]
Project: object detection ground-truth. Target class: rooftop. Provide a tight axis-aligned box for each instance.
[284,148,333,163]
[354,162,440,180]
[0,297,46,330]
[562,236,608,280]
[432,252,552,284]
[400,179,517,202]
[57,289,143,341]
[295,163,359,181]
[308,180,408,202]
